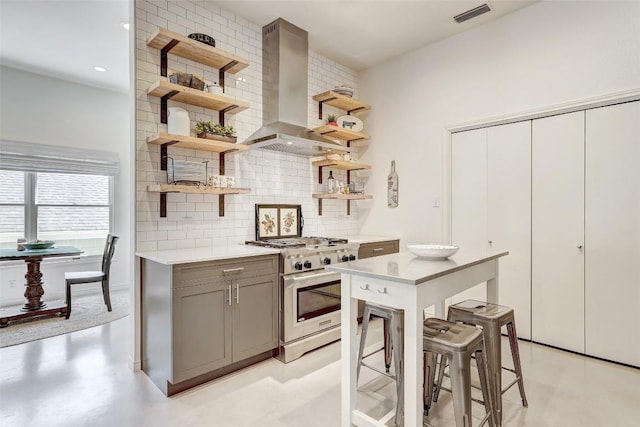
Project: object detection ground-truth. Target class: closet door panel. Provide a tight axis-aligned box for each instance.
[532,111,585,353]
[585,101,640,366]
[451,128,487,303]
[487,121,532,339]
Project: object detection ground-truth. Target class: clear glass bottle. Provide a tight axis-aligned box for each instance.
[388,160,398,207]
[327,170,336,194]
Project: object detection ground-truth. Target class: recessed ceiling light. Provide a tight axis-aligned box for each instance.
[120,21,130,30]
[93,66,107,72]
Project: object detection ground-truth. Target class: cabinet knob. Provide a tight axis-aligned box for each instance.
[577,245,583,249]
[488,240,493,245]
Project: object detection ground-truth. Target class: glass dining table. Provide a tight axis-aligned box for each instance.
[0,246,82,327]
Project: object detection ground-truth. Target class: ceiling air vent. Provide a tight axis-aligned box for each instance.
[454,3,491,23]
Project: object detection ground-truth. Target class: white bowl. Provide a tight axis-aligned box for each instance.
[407,244,459,260]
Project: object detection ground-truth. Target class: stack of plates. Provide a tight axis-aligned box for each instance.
[332,85,354,98]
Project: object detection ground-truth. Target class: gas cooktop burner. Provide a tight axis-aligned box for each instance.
[245,236,348,249]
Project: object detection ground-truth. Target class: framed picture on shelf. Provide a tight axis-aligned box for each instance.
[255,204,303,239]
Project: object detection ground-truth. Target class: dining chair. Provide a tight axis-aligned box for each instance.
[65,234,119,319]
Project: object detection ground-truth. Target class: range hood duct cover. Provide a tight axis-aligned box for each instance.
[241,18,349,156]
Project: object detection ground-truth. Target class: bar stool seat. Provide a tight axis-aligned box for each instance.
[434,300,528,427]
[357,302,405,427]
[423,318,495,427]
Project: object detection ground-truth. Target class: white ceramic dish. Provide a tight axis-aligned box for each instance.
[407,244,459,260]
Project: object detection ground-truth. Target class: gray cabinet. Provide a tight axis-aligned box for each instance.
[358,240,399,259]
[142,254,279,395]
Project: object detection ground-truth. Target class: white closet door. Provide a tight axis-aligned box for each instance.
[532,111,585,353]
[585,101,640,367]
[487,121,532,339]
[451,128,487,303]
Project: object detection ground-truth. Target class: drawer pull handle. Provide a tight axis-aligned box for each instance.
[319,320,332,326]
[359,284,369,290]
[377,287,387,294]
[223,267,245,275]
[373,248,384,252]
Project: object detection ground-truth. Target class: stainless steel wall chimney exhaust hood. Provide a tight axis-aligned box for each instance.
[240,18,349,157]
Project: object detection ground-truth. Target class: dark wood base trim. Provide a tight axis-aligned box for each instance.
[0,300,67,328]
[165,350,277,396]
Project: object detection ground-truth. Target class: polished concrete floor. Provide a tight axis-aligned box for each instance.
[0,316,639,426]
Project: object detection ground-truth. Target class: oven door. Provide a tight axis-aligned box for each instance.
[282,270,342,343]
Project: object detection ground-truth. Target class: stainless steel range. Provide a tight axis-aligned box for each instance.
[246,235,359,363]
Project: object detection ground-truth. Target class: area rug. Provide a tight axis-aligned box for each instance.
[0,290,130,348]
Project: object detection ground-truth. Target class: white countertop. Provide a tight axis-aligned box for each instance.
[340,235,401,244]
[136,244,281,265]
[326,250,508,285]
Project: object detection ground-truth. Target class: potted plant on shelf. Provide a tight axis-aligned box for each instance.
[195,120,237,142]
[326,114,338,127]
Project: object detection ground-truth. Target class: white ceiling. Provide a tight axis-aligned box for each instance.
[0,0,537,93]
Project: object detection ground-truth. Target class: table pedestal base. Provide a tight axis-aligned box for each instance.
[0,300,67,328]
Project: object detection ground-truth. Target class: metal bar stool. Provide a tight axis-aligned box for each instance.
[357,302,404,427]
[423,318,495,427]
[434,300,528,427]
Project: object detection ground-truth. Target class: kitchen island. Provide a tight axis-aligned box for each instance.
[327,250,508,427]
[136,245,281,396]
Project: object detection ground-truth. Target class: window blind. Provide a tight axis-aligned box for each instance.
[0,140,120,176]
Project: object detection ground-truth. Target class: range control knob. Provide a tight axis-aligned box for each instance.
[341,255,349,262]
[349,254,356,261]
[323,257,331,265]
[294,262,303,271]
[304,260,312,269]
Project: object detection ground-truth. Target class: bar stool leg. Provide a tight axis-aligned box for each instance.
[506,321,528,407]
[391,313,404,427]
[423,351,437,415]
[449,351,473,427]
[484,326,503,427]
[433,354,447,403]
[384,317,393,373]
[475,349,496,427]
[357,305,372,382]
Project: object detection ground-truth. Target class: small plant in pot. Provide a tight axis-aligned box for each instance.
[195,120,237,142]
[326,114,338,127]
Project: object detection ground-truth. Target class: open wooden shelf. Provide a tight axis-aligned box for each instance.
[313,91,371,115]
[312,193,372,200]
[312,192,372,216]
[147,133,249,154]
[148,80,250,114]
[147,28,249,74]
[312,158,371,171]
[313,125,370,143]
[148,184,251,195]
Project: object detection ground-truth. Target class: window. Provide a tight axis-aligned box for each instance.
[0,170,113,255]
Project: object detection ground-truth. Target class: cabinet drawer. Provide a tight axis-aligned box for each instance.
[358,240,399,259]
[173,255,278,288]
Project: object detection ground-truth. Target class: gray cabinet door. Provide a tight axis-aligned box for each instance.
[172,282,232,383]
[231,274,278,362]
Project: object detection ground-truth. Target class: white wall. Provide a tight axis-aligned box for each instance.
[0,66,132,305]
[358,0,640,244]
[135,0,366,251]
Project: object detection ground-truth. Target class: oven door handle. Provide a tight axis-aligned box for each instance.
[283,270,340,287]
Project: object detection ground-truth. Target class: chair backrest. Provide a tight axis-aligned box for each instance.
[101,234,119,277]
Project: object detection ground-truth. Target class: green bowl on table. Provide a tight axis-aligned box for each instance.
[22,240,56,250]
